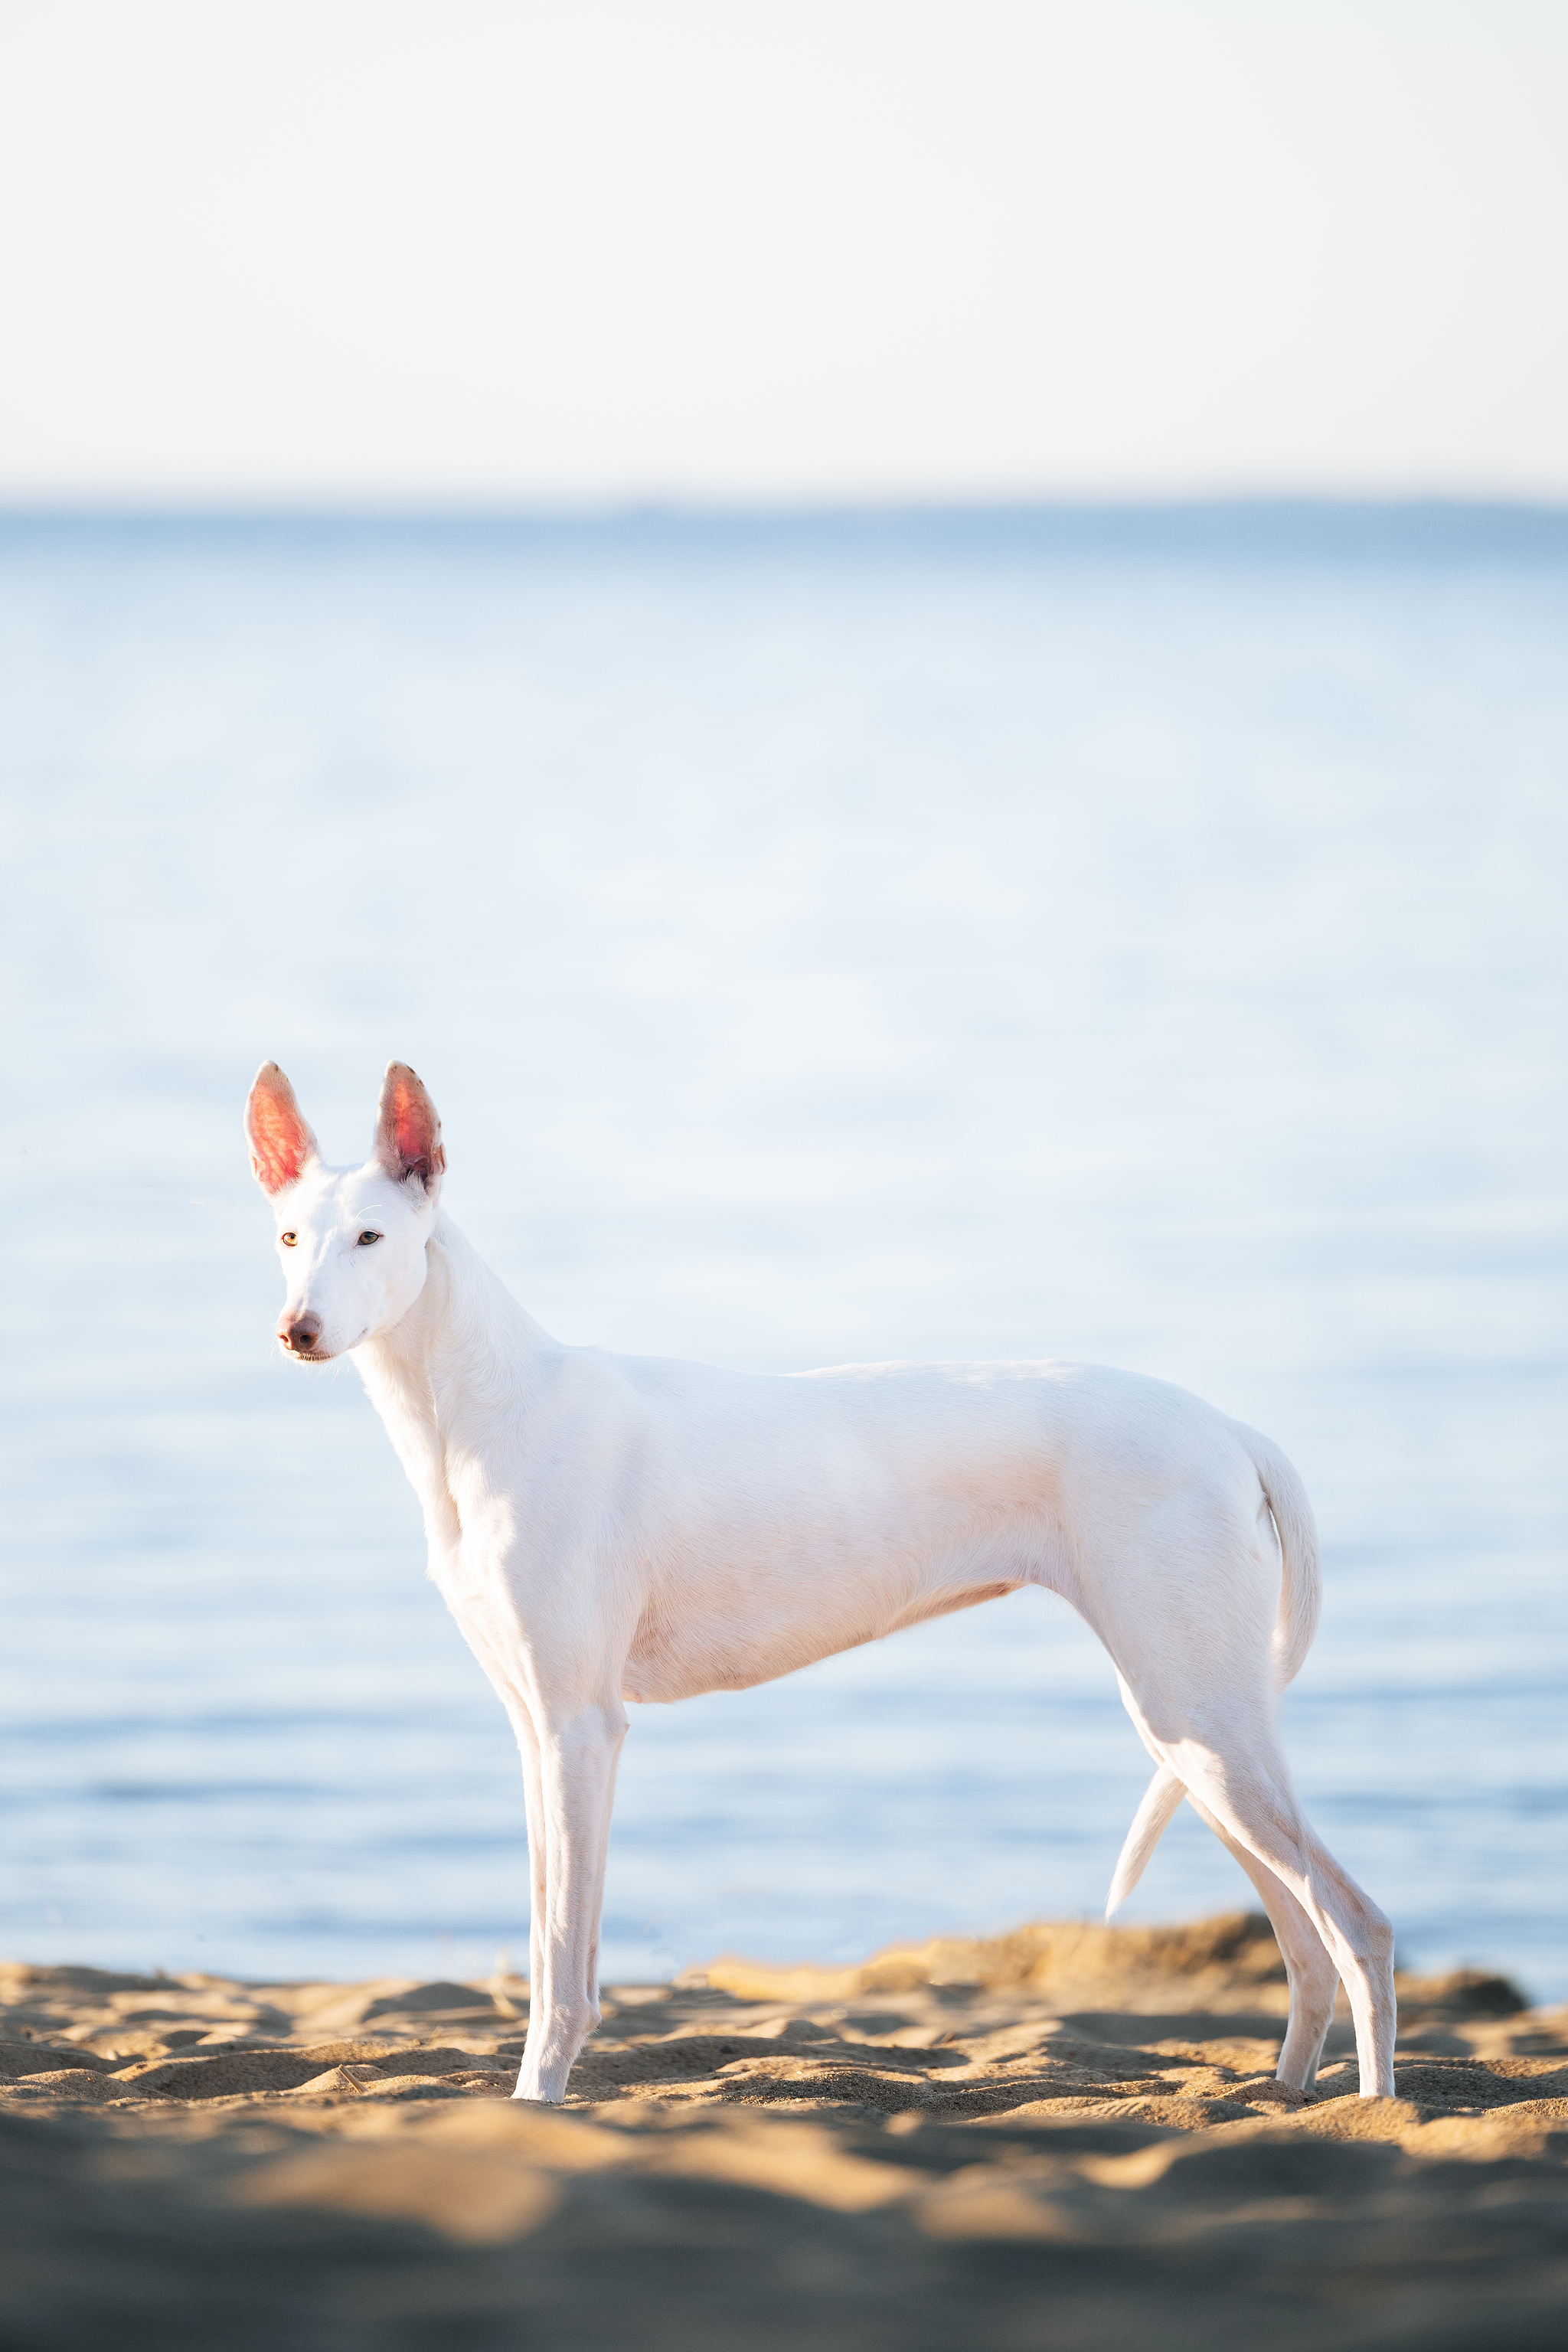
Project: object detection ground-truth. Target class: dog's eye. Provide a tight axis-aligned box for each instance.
[279,1231,297,1247]
[358,1231,381,1246]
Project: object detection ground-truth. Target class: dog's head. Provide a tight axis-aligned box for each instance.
[244,1061,446,1363]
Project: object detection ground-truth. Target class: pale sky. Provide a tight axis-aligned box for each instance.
[2,0,1565,503]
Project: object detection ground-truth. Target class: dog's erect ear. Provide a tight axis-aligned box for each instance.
[245,1063,320,1197]
[373,1062,445,1198]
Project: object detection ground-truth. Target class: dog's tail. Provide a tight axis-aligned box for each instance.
[1105,1762,1185,1918]
[1104,1422,1322,1919]
[1233,1418,1323,1693]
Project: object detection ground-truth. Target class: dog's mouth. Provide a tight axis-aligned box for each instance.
[279,1331,369,1364]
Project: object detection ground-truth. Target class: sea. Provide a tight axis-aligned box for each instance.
[2,505,1564,1999]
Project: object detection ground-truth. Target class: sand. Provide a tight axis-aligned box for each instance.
[3,1911,1565,2350]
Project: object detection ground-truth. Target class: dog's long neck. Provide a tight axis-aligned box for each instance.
[355,1214,558,1570]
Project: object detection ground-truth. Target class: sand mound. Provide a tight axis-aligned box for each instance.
[2,1917,1564,2349]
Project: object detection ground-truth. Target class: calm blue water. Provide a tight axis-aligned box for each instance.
[2,508,1564,1997]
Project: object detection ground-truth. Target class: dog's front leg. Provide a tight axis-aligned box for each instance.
[515,1711,547,2069]
[443,1600,550,2062]
[513,1697,628,2104]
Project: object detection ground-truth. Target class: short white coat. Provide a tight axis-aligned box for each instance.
[247,1060,1396,2101]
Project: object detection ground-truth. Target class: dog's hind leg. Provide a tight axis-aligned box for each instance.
[1182,1791,1341,2090]
[1095,1492,1393,2096]
[1289,1816,1396,2099]
[1158,1728,1395,2096]
[1109,1687,1340,2092]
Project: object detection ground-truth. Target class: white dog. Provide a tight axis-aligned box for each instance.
[245,1060,1396,2102]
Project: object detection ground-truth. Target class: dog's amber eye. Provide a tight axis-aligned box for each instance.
[279,1231,297,1247]
[358,1231,381,1246]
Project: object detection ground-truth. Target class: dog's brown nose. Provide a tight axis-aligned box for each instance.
[281,1314,322,1354]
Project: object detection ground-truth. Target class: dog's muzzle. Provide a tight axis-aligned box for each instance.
[279,1313,323,1356]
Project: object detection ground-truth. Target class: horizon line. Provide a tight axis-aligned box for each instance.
[3,491,1568,521]
[4,496,1567,566]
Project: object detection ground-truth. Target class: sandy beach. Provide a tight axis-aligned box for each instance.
[3,1910,1564,2348]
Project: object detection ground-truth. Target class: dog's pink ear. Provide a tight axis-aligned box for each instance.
[245,1063,319,1197]
[373,1062,445,1197]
